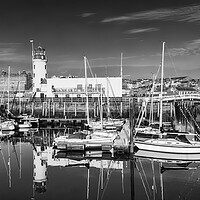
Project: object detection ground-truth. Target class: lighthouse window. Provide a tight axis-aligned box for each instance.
[41,160,45,166]
[34,65,35,69]
[33,73,35,78]
[45,65,47,69]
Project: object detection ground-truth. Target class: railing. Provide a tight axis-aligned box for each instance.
[154,93,200,102]
[52,87,106,94]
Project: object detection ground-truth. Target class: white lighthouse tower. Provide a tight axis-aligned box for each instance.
[32,145,48,195]
[31,40,48,95]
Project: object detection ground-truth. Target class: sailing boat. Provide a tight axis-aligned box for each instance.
[134,42,200,157]
[0,66,16,131]
[82,56,120,140]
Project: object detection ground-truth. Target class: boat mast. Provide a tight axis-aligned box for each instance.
[159,42,165,131]
[160,162,164,200]
[7,66,10,113]
[86,162,90,200]
[84,56,90,125]
[8,139,11,188]
[120,53,123,117]
[19,71,21,114]
[105,65,110,119]
[150,73,155,124]
[100,84,103,129]
[120,52,123,79]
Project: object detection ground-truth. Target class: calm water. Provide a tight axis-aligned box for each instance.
[0,128,200,200]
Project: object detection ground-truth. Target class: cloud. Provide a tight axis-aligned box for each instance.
[0,43,27,62]
[80,13,95,18]
[125,28,159,34]
[101,4,200,24]
[168,39,200,56]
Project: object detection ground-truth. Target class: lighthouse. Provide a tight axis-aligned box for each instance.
[32,145,48,194]
[31,41,48,94]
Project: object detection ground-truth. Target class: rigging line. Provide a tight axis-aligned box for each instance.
[135,66,160,130]
[165,45,179,78]
[19,138,22,179]
[138,159,152,197]
[135,94,150,127]
[86,57,94,78]
[156,64,161,79]
[172,95,194,131]
[172,93,199,132]
[8,139,11,188]
[106,78,121,118]
[182,103,200,132]
[149,74,155,124]
[135,162,151,200]
[106,160,114,179]
[100,171,113,200]
[177,102,195,133]
[151,160,157,199]
[135,101,144,125]
[135,99,149,133]
[12,141,20,170]
[0,142,9,176]
[100,167,115,200]
[94,74,101,119]
[160,162,164,200]
[101,159,120,200]
[178,168,197,199]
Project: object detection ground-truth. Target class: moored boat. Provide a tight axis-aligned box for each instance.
[134,42,200,155]
[0,120,16,131]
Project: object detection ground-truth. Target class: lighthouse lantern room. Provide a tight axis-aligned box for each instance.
[32,45,48,93]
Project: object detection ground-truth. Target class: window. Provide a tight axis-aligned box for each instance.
[77,84,82,91]
[95,84,101,91]
[88,84,92,88]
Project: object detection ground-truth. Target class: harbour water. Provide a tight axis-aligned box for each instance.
[1,128,200,200]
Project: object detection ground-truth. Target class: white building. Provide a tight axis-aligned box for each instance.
[32,44,122,98]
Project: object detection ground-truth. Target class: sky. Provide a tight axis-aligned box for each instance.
[1,0,200,79]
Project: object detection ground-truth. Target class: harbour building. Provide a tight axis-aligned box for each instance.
[31,44,122,99]
[0,70,32,99]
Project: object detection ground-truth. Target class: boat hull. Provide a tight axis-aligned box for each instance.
[135,140,200,154]
[135,149,200,161]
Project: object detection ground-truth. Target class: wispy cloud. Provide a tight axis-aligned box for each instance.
[80,13,95,18]
[102,4,200,24]
[168,39,200,56]
[0,43,27,62]
[125,28,159,34]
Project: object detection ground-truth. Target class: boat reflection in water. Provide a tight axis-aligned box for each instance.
[1,128,200,200]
